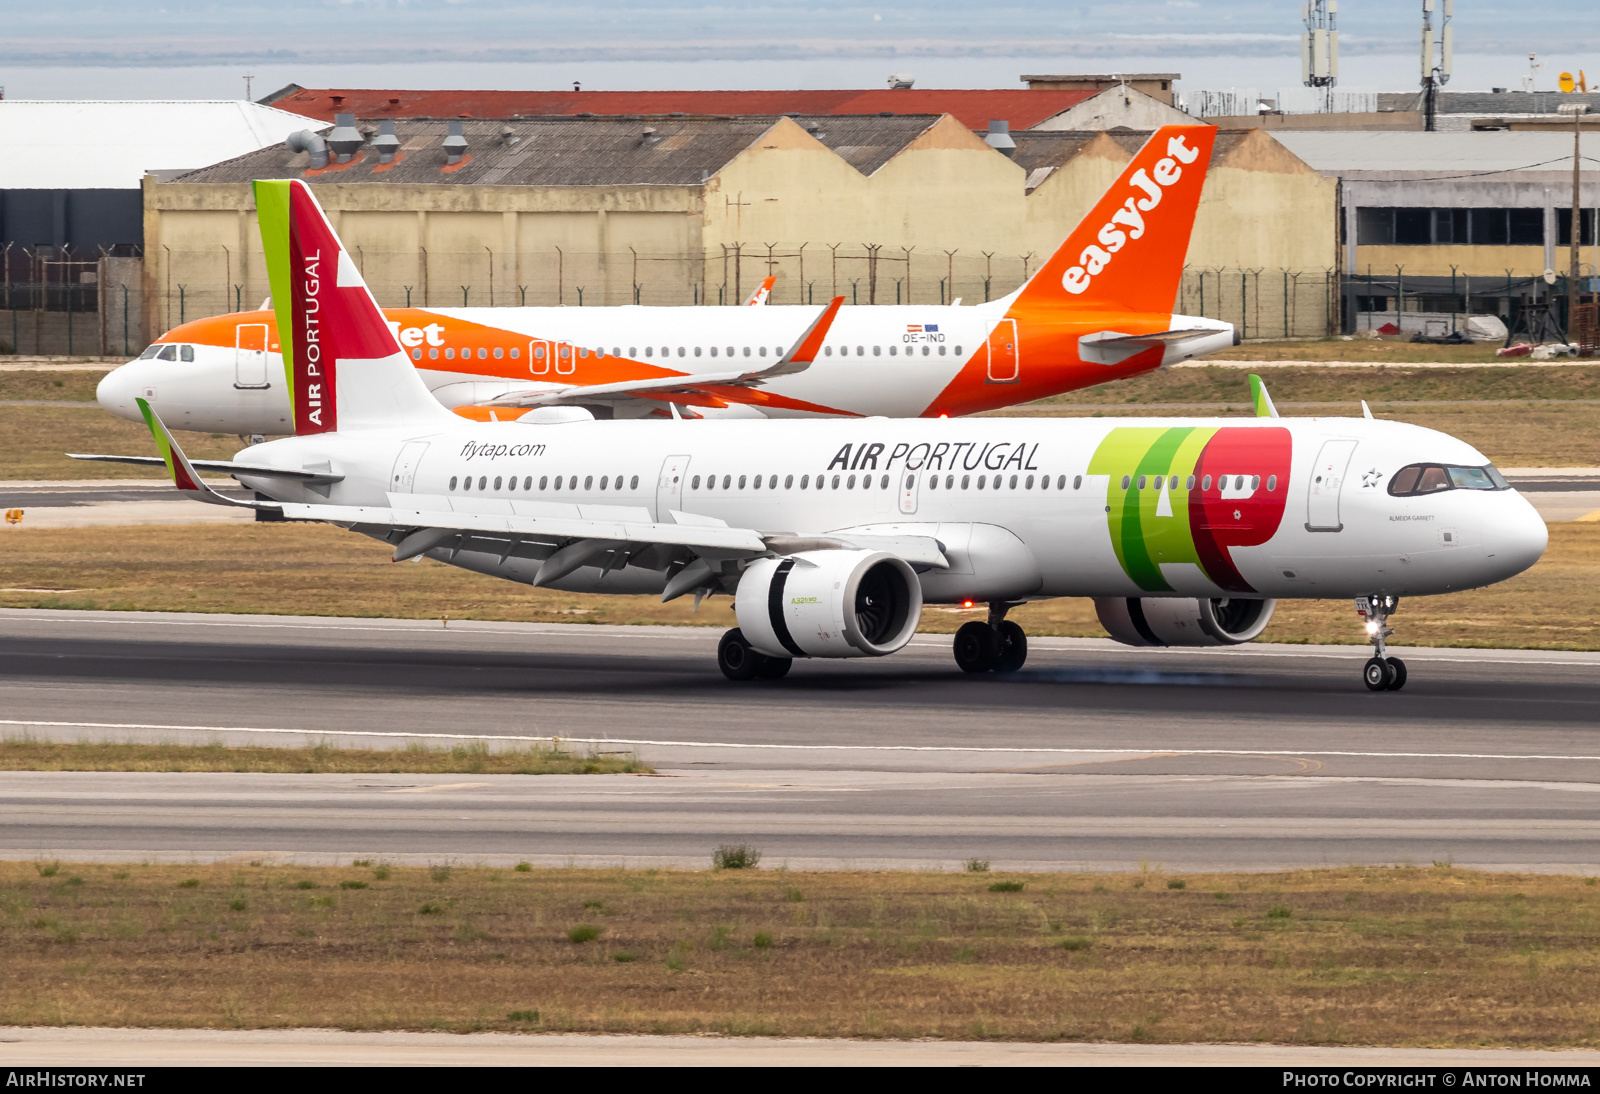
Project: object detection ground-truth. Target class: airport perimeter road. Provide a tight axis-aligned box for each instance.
[4,608,1600,872]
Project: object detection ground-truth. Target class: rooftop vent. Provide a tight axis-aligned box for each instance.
[326,113,363,162]
[373,118,401,163]
[984,120,1016,155]
[887,73,915,89]
[640,126,658,146]
[387,97,400,106]
[499,124,519,146]
[285,129,329,170]
[330,94,345,107]
[442,119,468,164]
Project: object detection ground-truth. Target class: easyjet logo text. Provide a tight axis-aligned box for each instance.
[459,440,547,461]
[1062,135,1201,297]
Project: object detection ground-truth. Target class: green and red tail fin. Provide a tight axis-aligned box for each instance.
[254,178,451,434]
[1007,125,1216,317]
[136,396,251,507]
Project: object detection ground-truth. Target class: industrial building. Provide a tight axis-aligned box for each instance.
[144,112,1338,346]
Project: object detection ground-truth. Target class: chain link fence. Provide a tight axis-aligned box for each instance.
[1178,266,1340,341]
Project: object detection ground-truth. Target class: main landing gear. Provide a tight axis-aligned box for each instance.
[954,602,1028,674]
[1357,594,1407,692]
[717,628,792,682]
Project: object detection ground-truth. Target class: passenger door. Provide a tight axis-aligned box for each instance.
[235,323,269,388]
[986,318,1019,383]
[1306,439,1358,532]
[656,454,691,521]
[389,441,430,494]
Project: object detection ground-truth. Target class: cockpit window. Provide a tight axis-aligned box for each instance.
[1389,463,1508,497]
[156,345,178,362]
[137,344,161,360]
[179,344,195,362]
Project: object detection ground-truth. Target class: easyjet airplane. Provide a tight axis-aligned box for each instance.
[97,126,1235,433]
[77,179,1546,691]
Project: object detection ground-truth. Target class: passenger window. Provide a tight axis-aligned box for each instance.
[710,347,719,357]
[824,346,832,357]
[430,347,439,359]
[479,348,488,360]
[873,346,882,356]
[1266,475,1277,491]
[889,346,897,356]
[843,474,853,488]
[600,476,609,490]
[462,476,472,491]
[1025,475,1034,489]
[785,475,794,489]
[584,475,594,490]
[961,475,970,489]
[445,348,455,359]
[494,347,504,359]
[738,475,747,489]
[524,477,532,490]
[722,475,731,489]
[508,477,516,491]
[615,475,624,490]
[631,475,640,489]
[412,348,422,360]
[1137,475,1147,490]
[553,476,562,490]
[157,345,178,361]
[629,347,637,357]
[856,346,864,356]
[645,347,653,358]
[694,347,702,357]
[832,475,841,489]
[478,476,487,490]
[767,475,777,489]
[742,347,751,357]
[759,347,768,357]
[979,475,989,489]
[660,347,669,357]
[180,345,195,362]
[493,476,503,490]
[954,346,963,355]
[678,347,686,357]
[1120,475,1130,490]
[449,476,458,490]
[938,345,946,356]
[1250,476,1260,490]
[1008,475,1017,489]
[691,475,701,489]
[538,476,548,490]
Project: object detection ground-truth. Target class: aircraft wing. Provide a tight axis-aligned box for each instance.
[484,296,844,409]
[1077,327,1225,367]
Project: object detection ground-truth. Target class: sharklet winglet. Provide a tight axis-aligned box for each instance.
[134,397,279,510]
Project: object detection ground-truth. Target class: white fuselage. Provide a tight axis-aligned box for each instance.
[235,413,1546,605]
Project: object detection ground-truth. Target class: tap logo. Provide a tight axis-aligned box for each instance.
[1089,425,1292,593]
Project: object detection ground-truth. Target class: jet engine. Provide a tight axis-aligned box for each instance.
[736,550,921,659]
[1094,597,1276,647]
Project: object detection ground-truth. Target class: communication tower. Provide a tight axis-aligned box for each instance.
[1421,0,1454,132]
[1301,1,1339,112]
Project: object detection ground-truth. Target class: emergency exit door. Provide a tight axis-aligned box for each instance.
[1306,439,1358,532]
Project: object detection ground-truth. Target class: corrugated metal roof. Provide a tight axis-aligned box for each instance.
[1378,90,1600,115]
[173,114,947,187]
[1272,131,1595,175]
[266,88,1096,131]
[1007,129,1251,176]
[0,101,325,189]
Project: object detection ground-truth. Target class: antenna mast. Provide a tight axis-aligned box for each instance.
[1302,0,1339,112]
[1421,0,1454,132]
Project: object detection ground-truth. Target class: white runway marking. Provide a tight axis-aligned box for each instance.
[5,717,1600,765]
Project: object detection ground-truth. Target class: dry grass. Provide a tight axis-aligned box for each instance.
[0,370,106,402]
[3,862,1599,1044]
[0,405,248,481]
[1209,338,1514,364]
[0,739,648,775]
[2,521,1598,649]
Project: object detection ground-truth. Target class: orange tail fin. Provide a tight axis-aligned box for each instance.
[1010,125,1216,315]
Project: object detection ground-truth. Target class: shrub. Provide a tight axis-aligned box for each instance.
[340,880,368,890]
[418,902,445,915]
[988,880,1025,893]
[753,932,773,949]
[294,880,317,890]
[568,924,602,944]
[373,866,392,881]
[1167,880,1187,890]
[507,1010,539,1022]
[229,898,247,912]
[611,952,639,963]
[429,865,452,882]
[964,858,990,873]
[352,860,372,867]
[35,863,58,878]
[1267,906,1292,919]
[178,879,201,889]
[785,888,804,903]
[712,844,761,870]
[1059,937,1094,951]
[514,862,532,873]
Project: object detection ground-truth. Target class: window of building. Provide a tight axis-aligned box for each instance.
[1558,208,1599,247]
[1357,206,1547,246]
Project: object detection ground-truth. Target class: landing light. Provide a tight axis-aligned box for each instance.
[1365,621,1379,635]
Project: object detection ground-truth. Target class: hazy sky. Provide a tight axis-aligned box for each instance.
[0,1,1592,97]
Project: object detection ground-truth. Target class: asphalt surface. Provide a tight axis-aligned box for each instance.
[3,608,1600,873]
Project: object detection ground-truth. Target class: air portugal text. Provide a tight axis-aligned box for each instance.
[1063,133,1201,296]
[298,247,330,429]
[826,440,1041,473]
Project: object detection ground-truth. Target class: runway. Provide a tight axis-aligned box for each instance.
[4,608,1600,873]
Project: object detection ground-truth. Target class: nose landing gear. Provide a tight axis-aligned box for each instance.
[953,602,1028,674]
[1357,595,1406,691]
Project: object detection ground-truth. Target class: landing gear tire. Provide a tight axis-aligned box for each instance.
[1384,656,1407,691]
[718,628,766,681]
[1362,656,1394,692]
[995,620,1028,673]
[756,656,793,680]
[954,621,999,673]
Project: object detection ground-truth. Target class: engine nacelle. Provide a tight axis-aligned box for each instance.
[736,549,922,659]
[1095,597,1276,647]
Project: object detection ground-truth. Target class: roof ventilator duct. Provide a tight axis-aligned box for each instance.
[984,120,1015,156]
[499,124,519,146]
[326,112,363,163]
[640,126,658,146]
[373,119,401,163]
[442,119,468,164]
[285,129,329,169]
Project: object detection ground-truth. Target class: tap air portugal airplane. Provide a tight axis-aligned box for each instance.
[73,179,1547,692]
[97,126,1237,433]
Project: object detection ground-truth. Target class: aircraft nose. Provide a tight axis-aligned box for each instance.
[96,363,146,422]
[1489,493,1548,580]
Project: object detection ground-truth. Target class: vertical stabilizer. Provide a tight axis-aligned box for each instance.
[255,179,454,433]
[1007,125,1216,316]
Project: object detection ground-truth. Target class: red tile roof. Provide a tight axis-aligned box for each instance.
[268,88,1097,131]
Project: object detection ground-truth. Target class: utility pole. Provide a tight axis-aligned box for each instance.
[1419,0,1453,132]
[1558,102,1588,340]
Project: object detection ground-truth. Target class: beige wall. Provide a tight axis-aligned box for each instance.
[142,117,1338,325]
[1353,245,1547,278]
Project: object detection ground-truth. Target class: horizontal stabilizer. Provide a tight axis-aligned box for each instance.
[67,454,344,485]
